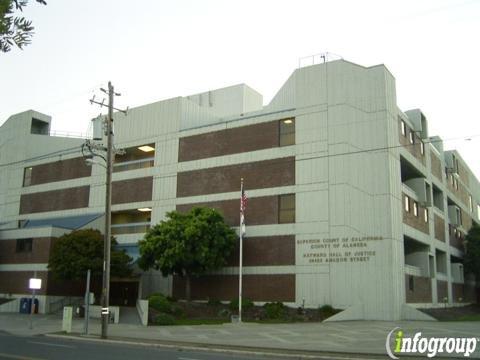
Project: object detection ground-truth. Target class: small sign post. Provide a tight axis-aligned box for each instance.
[62,306,73,333]
[28,275,41,330]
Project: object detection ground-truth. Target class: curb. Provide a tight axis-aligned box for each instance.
[44,333,389,360]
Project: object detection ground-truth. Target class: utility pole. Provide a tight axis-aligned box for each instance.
[89,82,127,339]
[102,82,114,340]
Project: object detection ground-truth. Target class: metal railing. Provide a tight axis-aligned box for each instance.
[48,296,84,314]
[111,222,150,235]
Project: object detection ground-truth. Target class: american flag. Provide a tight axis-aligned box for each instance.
[240,184,247,213]
[240,180,247,235]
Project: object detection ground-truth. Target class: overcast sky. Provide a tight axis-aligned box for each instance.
[1,0,479,176]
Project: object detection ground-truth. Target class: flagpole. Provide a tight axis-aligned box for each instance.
[238,178,244,323]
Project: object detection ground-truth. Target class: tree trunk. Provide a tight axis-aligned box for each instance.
[185,274,191,301]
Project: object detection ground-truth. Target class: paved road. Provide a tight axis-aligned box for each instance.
[0,331,275,360]
[1,313,478,359]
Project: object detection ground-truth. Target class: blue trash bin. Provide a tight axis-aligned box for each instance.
[19,298,39,314]
[19,298,31,314]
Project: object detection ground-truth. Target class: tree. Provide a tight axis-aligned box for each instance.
[138,207,237,300]
[0,0,46,52]
[48,229,133,280]
[464,223,480,280]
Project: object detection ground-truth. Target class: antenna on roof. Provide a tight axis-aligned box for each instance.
[298,52,343,68]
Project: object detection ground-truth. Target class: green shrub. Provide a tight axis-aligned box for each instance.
[166,296,177,302]
[149,295,172,313]
[318,304,338,319]
[170,304,185,317]
[264,302,286,319]
[229,297,253,311]
[217,308,231,318]
[153,313,175,325]
[147,292,166,300]
[207,298,222,306]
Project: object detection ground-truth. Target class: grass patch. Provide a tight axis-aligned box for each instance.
[173,318,229,325]
[456,314,480,321]
[246,318,295,324]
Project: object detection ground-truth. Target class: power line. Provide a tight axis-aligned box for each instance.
[0,131,478,172]
[0,145,83,169]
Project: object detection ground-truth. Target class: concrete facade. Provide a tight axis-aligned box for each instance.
[0,59,479,319]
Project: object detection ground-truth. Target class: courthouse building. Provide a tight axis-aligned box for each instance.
[0,59,478,320]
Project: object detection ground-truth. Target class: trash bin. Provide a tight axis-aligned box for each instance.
[32,299,39,314]
[19,298,30,314]
[19,298,39,314]
[77,305,85,318]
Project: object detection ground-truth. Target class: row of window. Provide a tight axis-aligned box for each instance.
[279,118,295,147]
[109,194,296,235]
[404,195,428,223]
[16,238,33,253]
[400,120,425,155]
[447,172,459,191]
[447,171,478,219]
[449,224,464,241]
[23,117,295,186]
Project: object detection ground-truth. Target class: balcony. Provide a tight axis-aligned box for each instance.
[111,209,151,235]
[114,143,155,173]
[111,222,150,235]
[451,259,464,284]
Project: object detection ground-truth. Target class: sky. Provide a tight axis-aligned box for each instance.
[1,0,479,176]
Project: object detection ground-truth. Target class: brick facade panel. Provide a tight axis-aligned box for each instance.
[405,275,432,303]
[403,194,429,235]
[19,186,90,214]
[176,195,282,226]
[452,283,464,303]
[29,157,91,186]
[0,271,49,295]
[434,214,445,242]
[172,274,295,302]
[112,177,153,205]
[430,153,443,182]
[0,237,54,264]
[226,236,295,267]
[179,121,280,162]
[177,157,295,198]
[437,280,448,302]
[398,120,426,165]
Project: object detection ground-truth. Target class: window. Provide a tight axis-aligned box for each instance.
[413,201,418,217]
[409,131,414,144]
[424,208,428,223]
[23,167,32,187]
[279,194,295,223]
[420,141,424,155]
[477,204,480,221]
[404,196,410,212]
[30,118,50,135]
[468,195,473,213]
[452,155,459,174]
[454,178,458,190]
[456,207,462,226]
[113,143,155,173]
[279,118,295,146]
[16,238,33,253]
[408,275,414,291]
[111,209,151,235]
[401,120,406,136]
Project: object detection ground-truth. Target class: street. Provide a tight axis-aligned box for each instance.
[0,331,268,360]
[0,331,401,360]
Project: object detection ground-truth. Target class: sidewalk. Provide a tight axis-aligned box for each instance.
[1,313,479,358]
